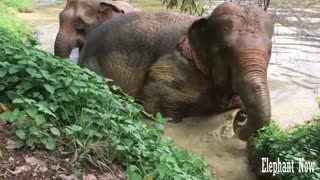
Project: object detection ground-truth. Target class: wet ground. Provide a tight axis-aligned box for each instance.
[17,1,320,180]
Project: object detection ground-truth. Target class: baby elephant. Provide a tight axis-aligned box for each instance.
[143,2,274,140]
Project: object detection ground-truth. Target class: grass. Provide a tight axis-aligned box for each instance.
[0,2,213,180]
[0,2,36,44]
[0,0,36,13]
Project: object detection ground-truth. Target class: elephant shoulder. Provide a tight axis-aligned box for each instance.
[148,50,198,82]
[154,51,189,67]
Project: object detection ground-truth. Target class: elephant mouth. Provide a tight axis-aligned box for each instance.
[76,39,85,50]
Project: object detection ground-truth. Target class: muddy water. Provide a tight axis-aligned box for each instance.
[18,2,320,180]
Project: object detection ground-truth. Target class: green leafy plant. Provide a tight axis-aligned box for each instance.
[251,120,320,179]
[0,0,36,13]
[0,2,36,45]
[161,0,211,15]
[0,5,213,179]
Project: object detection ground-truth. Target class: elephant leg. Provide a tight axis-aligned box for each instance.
[142,81,183,123]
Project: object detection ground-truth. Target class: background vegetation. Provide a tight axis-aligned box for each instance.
[0,2,35,44]
[0,2,213,179]
[0,0,36,13]
[249,120,320,179]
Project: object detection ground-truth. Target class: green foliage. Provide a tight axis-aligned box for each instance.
[0,0,36,13]
[0,22,213,180]
[0,2,36,45]
[161,0,210,15]
[133,0,175,12]
[253,120,320,179]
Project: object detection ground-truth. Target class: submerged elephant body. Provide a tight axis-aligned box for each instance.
[54,0,138,58]
[79,2,274,140]
[145,3,274,140]
[142,51,244,120]
[78,11,199,97]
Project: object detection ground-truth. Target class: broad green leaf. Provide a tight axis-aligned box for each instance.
[44,84,55,94]
[50,127,60,136]
[45,139,55,150]
[26,67,37,77]
[8,66,19,74]
[40,138,55,150]
[40,70,50,80]
[26,138,34,148]
[26,108,37,118]
[0,111,12,121]
[68,125,82,132]
[16,129,26,140]
[22,81,33,90]
[0,69,7,77]
[156,164,168,179]
[129,173,142,180]
[29,126,40,136]
[12,98,24,104]
[64,128,74,135]
[35,114,45,125]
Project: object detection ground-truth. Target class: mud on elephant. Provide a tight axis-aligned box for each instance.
[54,0,138,58]
[143,2,274,140]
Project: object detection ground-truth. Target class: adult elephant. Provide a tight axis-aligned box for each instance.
[143,3,274,140]
[78,11,200,97]
[54,0,138,58]
[79,2,274,140]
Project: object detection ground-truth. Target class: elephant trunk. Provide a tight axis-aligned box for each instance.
[54,30,77,58]
[233,49,271,140]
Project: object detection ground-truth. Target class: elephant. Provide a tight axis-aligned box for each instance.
[78,11,200,97]
[142,2,274,140]
[54,0,138,58]
[79,2,274,140]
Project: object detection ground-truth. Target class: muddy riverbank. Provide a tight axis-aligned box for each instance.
[17,2,319,179]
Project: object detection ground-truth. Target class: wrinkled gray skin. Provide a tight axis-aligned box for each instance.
[78,11,199,97]
[143,2,274,140]
[54,0,138,58]
[79,2,274,140]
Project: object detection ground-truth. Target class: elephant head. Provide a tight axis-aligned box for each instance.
[178,2,274,140]
[54,0,136,58]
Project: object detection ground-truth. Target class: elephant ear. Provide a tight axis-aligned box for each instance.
[178,18,210,76]
[99,0,137,15]
[98,1,131,22]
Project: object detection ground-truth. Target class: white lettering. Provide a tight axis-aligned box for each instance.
[261,157,267,173]
[299,158,316,173]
